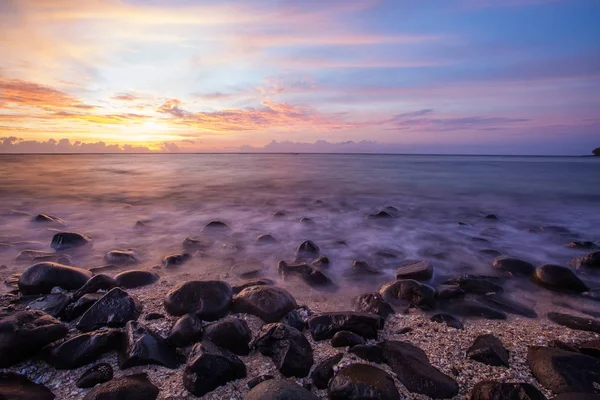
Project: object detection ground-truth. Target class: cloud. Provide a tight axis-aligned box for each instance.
[111,93,137,101]
[0,77,92,110]
[0,137,152,153]
[388,111,529,131]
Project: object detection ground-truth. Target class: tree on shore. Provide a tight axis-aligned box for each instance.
[594,147,600,156]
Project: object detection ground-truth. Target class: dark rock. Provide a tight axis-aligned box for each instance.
[485,214,499,220]
[282,309,307,331]
[162,253,191,268]
[492,257,535,276]
[308,312,383,341]
[15,250,63,263]
[527,346,600,394]
[230,260,264,278]
[480,249,503,258]
[278,261,332,287]
[183,341,246,397]
[63,293,103,321]
[231,278,274,294]
[539,226,573,235]
[114,270,159,288]
[396,260,433,281]
[442,299,507,320]
[470,381,547,400]
[352,292,394,319]
[51,231,91,251]
[382,340,459,398]
[273,211,286,217]
[311,353,343,389]
[203,220,229,231]
[458,221,471,226]
[104,250,138,265]
[312,256,330,267]
[479,294,538,318]
[547,312,600,333]
[533,265,589,293]
[331,331,365,348]
[47,328,123,369]
[72,274,119,300]
[444,275,503,294]
[119,321,181,369]
[167,314,203,348]
[0,310,68,368]
[82,373,158,400]
[566,242,598,250]
[246,379,318,400]
[548,340,581,353]
[431,313,464,329]
[164,280,232,319]
[379,279,435,309]
[467,334,510,367]
[397,327,413,334]
[144,312,164,320]
[252,323,314,377]
[328,363,400,400]
[77,288,142,332]
[578,340,600,358]
[27,293,70,317]
[32,214,65,225]
[0,373,55,399]
[18,262,93,295]
[571,251,600,270]
[368,210,394,219]
[76,363,113,389]
[203,317,252,355]
[182,237,211,251]
[300,217,315,224]
[349,344,386,363]
[349,260,382,276]
[256,234,277,245]
[247,374,274,389]
[296,240,320,258]
[552,394,600,400]
[436,284,466,299]
[232,285,297,322]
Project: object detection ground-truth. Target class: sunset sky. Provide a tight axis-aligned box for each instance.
[0,0,598,154]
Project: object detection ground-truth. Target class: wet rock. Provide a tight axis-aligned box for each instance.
[348,260,381,276]
[479,294,538,318]
[467,334,509,367]
[331,330,365,347]
[168,314,203,348]
[76,363,113,388]
[470,381,547,400]
[231,278,274,294]
[119,321,181,369]
[296,240,320,258]
[571,251,600,270]
[230,260,264,278]
[0,373,55,399]
[328,363,400,400]
[77,288,142,332]
[0,310,68,368]
[539,226,574,235]
[73,274,119,300]
[382,340,459,398]
[396,260,433,281]
[203,317,252,355]
[527,346,600,394]
[492,257,535,276]
[232,285,297,323]
[485,214,499,220]
[578,340,600,358]
[182,237,211,251]
[252,323,314,377]
[247,375,274,389]
[567,242,598,250]
[352,292,394,319]
[349,344,386,363]
[50,231,91,251]
[278,261,333,287]
[105,250,139,265]
[431,313,464,329]
[547,312,600,333]
[308,312,383,341]
[27,293,70,317]
[164,280,232,319]
[32,214,65,225]
[551,394,600,400]
[256,234,277,245]
[282,309,307,331]
[442,299,507,320]
[82,373,158,400]
[300,217,315,224]
[368,210,394,219]
[436,284,466,299]
[63,293,103,321]
[47,329,123,369]
[18,262,93,295]
[312,256,330,267]
[548,339,581,353]
[246,379,318,400]
[480,249,502,258]
[203,220,230,231]
[114,270,159,288]
[379,279,435,309]
[162,253,191,268]
[311,353,343,390]
[144,312,164,320]
[533,265,589,293]
[444,275,503,294]
[183,341,246,397]
[15,250,61,263]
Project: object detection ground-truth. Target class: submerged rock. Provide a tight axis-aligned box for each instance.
[162,253,191,268]
[571,251,600,270]
[442,299,507,320]
[547,312,600,333]
[77,288,142,332]
[246,379,318,400]
[278,261,333,287]
[164,280,232,320]
[444,275,503,294]
[203,220,230,232]
[379,279,435,309]
[18,262,93,295]
[168,314,203,348]
[479,294,538,318]
[533,265,589,293]
[32,214,65,225]
[431,313,464,329]
[0,373,55,400]
[436,284,466,300]
[296,240,320,258]
[82,373,158,400]
[467,334,510,367]
[470,381,547,400]
[395,260,434,281]
[119,321,181,369]
[368,210,394,219]
[308,312,383,341]
[50,231,91,251]
[182,237,211,251]
[105,250,139,265]
[231,260,264,278]
[232,285,297,323]
[311,353,343,390]
[492,257,535,276]
[256,234,278,245]
[328,363,400,400]
[352,292,394,319]
[203,317,252,355]
[349,260,382,276]
[566,242,598,250]
[114,270,159,288]
[47,329,123,369]
[76,363,113,389]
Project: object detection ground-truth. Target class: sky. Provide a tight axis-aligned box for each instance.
[0,0,599,154]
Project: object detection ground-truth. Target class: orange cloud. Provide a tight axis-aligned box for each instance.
[0,77,92,111]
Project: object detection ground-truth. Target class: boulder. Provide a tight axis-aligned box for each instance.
[105,250,139,265]
[203,317,252,355]
[119,321,181,369]
[485,214,499,220]
[436,284,466,300]
[566,242,598,250]
[308,312,383,341]
[470,381,547,400]
[578,340,600,358]
[256,234,277,245]
[15,250,64,263]
[164,280,232,319]
[533,265,589,293]
[32,214,65,225]
[27,293,70,317]
[442,299,507,320]
[547,312,600,333]
[352,293,394,319]
[311,353,343,390]
[183,341,246,397]
[300,217,315,224]
[77,288,142,332]
[368,210,394,219]
[331,331,365,348]
[349,344,386,364]
[444,275,503,294]
[231,278,274,295]
[0,373,55,400]
[182,237,211,251]
[247,375,274,389]
[492,257,535,276]
[328,363,400,400]
[63,293,103,321]
[467,334,510,367]
[379,279,435,309]
[18,262,93,295]
[282,308,308,331]
[296,240,320,258]
[230,260,264,278]
[395,260,434,281]
[162,253,191,268]
[82,373,159,400]
[203,221,230,231]
[114,270,159,288]
[47,328,123,369]
[232,285,297,323]
[168,314,203,348]
[246,379,318,400]
[50,232,91,251]
[349,260,382,276]
[312,256,330,267]
[479,294,538,318]
[252,323,314,377]
[571,251,600,270]
[278,261,332,287]
[73,274,119,300]
[76,363,113,389]
[431,313,464,329]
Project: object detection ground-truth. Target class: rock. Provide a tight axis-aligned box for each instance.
[203,317,252,355]
[492,257,535,276]
[231,260,264,278]
[547,312,600,333]
[485,214,499,220]
[444,275,503,294]
[396,260,434,281]
[256,234,277,245]
[479,294,538,318]
[349,260,382,276]
[431,313,464,329]
[164,280,232,319]
[567,242,598,250]
[0,310,68,368]
[467,334,510,367]
[331,331,365,347]
[114,270,159,288]
[552,394,600,400]
[50,231,91,251]
[77,288,142,332]
[47,328,123,369]
[578,340,600,358]
[119,321,181,369]
[382,340,459,398]
[27,293,70,317]
[204,220,230,231]
[73,274,119,300]
[349,344,386,363]
[145,312,164,320]
[470,381,547,400]
[571,251,600,270]
[282,309,307,331]
[273,211,286,217]
[312,256,330,267]
[278,261,333,287]
[232,278,275,294]
[308,312,383,341]
[436,284,466,299]
[63,293,103,321]
[442,299,507,320]
[32,214,65,225]
[18,262,93,295]
[76,363,113,388]
[168,314,203,348]
[0,373,55,399]
[247,375,274,389]
[105,250,139,265]
[296,240,320,258]
[379,279,435,309]
[352,293,394,319]
[368,210,394,219]
[252,323,314,377]
[246,379,318,400]
[311,353,343,390]
[162,253,191,268]
[82,373,158,400]
[232,285,297,322]
[182,237,211,251]
[527,346,600,394]
[480,249,503,258]
[183,341,246,397]
[15,250,61,263]
[328,363,400,400]
[533,265,589,293]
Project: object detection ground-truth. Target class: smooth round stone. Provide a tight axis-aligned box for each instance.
[50,231,92,251]
[164,280,232,320]
[232,285,297,323]
[246,379,318,400]
[492,257,535,276]
[114,270,159,289]
[105,250,139,265]
[532,264,589,293]
[328,363,400,400]
[395,260,433,281]
[18,262,93,295]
